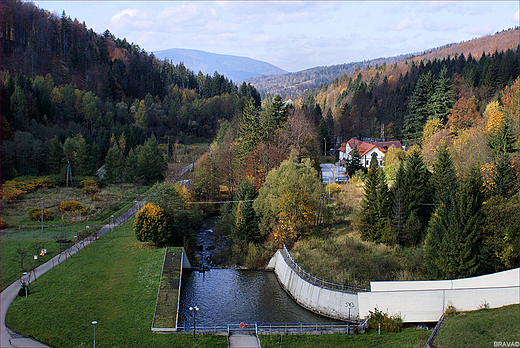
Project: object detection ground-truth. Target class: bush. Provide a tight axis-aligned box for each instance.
[133,203,169,246]
[83,185,100,195]
[58,200,83,212]
[0,218,9,229]
[367,307,403,333]
[1,177,56,201]
[28,208,51,221]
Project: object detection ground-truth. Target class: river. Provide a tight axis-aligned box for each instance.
[177,217,339,327]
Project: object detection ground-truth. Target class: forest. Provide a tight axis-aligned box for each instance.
[1,1,519,280]
[1,0,261,182]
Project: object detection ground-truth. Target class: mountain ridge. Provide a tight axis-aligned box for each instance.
[152,47,287,82]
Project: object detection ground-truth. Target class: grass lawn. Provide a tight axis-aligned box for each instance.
[434,304,520,348]
[260,327,430,347]
[5,218,227,348]
[1,183,147,291]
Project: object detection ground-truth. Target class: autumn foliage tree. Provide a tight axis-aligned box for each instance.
[133,203,169,246]
[253,155,322,247]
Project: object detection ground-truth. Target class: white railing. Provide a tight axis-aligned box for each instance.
[281,244,368,293]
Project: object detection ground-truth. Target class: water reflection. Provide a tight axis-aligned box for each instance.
[179,269,340,327]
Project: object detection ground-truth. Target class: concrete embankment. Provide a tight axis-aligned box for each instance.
[266,248,360,322]
[267,247,520,323]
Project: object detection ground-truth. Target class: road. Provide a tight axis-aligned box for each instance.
[320,163,347,183]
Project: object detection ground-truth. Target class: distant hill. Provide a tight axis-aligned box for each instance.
[245,27,520,98]
[244,55,410,98]
[152,48,287,82]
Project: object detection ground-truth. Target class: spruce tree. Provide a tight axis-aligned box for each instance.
[404,71,435,143]
[358,152,392,243]
[491,153,519,199]
[402,148,431,244]
[430,67,455,121]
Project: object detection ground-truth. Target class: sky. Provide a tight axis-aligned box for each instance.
[33,1,519,72]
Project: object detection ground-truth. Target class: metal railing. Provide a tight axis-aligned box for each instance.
[175,322,356,335]
[281,244,369,293]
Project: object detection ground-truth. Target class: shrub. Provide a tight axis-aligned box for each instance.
[2,186,26,201]
[133,203,169,246]
[0,218,9,229]
[367,307,403,333]
[1,177,56,201]
[59,200,83,212]
[445,304,457,317]
[83,185,100,195]
[79,178,98,188]
[28,208,51,221]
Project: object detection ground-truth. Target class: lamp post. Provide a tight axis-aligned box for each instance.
[23,272,28,297]
[324,138,326,156]
[111,215,114,236]
[91,321,97,348]
[345,302,355,334]
[189,306,199,338]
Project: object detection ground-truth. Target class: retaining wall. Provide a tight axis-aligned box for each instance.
[267,249,359,321]
[268,248,519,323]
[358,268,519,322]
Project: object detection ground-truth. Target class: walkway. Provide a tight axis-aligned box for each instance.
[228,333,261,348]
[0,200,144,348]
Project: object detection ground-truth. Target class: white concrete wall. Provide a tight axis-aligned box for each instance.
[268,248,520,323]
[359,268,520,322]
[268,250,358,321]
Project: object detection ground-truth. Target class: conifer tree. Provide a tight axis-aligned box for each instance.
[358,153,392,243]
[402,148,431,244]
[404,71,435,143]
[429,67,455,121]
[491,153,519,199]
[233,179,261,244]
[426,166,486,278]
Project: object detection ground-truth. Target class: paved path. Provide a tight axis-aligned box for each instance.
[0,200,144,348]
[228,333,261,348]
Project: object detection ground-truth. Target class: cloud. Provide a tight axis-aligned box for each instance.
[513,9,520,23]
[395,17,430,30]
[111,9,154,30]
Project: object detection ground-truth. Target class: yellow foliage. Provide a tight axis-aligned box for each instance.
[485,108,504,134]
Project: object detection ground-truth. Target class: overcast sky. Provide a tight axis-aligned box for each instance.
[33,1,519,72]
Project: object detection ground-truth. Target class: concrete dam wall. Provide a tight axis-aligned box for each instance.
[267,247,519,323]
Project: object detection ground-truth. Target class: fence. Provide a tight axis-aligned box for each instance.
[281,244,368,293]
[175,322,355,335]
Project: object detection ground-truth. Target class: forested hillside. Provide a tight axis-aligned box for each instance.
[245,55,408,98]
[297,28,519,147]
[1,0,261,182]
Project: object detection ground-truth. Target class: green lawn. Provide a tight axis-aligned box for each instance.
[260,327,430,347]
[5,219,227,348]
[434,304,520,348]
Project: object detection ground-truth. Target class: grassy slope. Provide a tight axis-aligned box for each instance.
[434,304,520,348]
[260,327,430,347]
[5,218,226,348]
[1,183,147,291]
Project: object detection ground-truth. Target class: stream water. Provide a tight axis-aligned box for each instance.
[177,218,339,327]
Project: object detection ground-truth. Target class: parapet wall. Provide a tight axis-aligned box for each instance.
[268,247,520,323]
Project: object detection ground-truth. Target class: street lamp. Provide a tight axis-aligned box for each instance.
[324,138,327,156]
[22,272,28,297]
[345,302,355,334]
[111,215,114,236]
[91,321,97,347]
[189,306,199,338]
